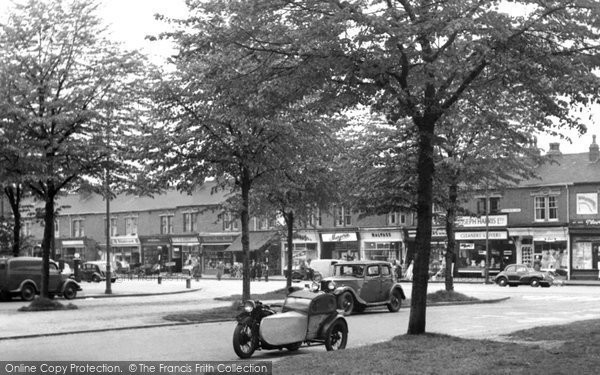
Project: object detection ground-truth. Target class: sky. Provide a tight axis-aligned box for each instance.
[0,0,597,155]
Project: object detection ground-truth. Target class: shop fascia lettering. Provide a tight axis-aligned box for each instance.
[455,231,508,240]
[456,215,507,227]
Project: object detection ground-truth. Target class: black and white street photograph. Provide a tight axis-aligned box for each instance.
[0,0,599,374]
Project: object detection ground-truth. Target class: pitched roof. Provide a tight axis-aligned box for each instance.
[52,182,231,215]
[517,152,600,187]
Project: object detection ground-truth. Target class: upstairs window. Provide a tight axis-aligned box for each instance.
[477,197,500,215]
[160,215,174,234]
[125,217,138,235]
[72,219,85,237]
[334,206,352,227]
[535,196,558,222]
[183,212,197,233]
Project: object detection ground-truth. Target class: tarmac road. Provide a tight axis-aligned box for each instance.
[1,283,599,361]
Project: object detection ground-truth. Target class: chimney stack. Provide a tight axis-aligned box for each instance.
[590,135,599,162]
[547,142,561,156]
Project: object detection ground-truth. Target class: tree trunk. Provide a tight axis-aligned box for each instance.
[240,168,252,302]
[285,210,294,289]
[444,182,458,292]
[40,185,56,299]
[5,186,22,257]
[407,115,435,335]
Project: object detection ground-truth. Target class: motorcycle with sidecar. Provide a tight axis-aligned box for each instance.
[232,289,348,358]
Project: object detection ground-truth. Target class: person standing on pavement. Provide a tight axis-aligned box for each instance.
[216,261,225,281]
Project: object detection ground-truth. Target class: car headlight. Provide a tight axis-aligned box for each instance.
[243,300,255,313]
[310,282,320,292]
[327,281,336,291]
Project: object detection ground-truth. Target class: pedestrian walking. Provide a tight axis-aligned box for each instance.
[250,260,256,281]
[255,261,263,281]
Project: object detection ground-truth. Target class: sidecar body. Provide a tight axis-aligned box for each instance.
[259,290,346,347]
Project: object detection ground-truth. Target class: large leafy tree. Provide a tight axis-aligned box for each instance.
[0,0,149,298]
[148,2,347,301]
[201,0,600,334]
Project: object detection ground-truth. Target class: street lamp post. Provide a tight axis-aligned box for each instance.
[105,166,112,295]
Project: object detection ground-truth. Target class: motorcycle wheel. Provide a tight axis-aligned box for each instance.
[325,320,348,351]
[233,323,257,359]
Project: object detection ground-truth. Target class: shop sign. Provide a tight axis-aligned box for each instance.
[62,240,84,247]
[292,232,318,243]
[577,193,598,215]
[456,215,507,228]
[171,237,200,245]
[110,236,140,246]
[363,231,401,241]
[459,243,475,250]
[570,219,600,227]
[455,231,508,240]
[321,232,357,242]
[408,228,446,238]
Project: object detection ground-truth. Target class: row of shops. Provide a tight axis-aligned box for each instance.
[26,215,600,280]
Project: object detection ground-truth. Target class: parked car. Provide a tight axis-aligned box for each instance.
[79,261,118,283]
[232,289,348,358]
[494,264,553,287]
[319,261,406,315]
[0,257,81,301]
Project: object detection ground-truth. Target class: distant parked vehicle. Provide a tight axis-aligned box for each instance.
[494,264,553,287]
[79,261,117,283]
[0,257,81,301]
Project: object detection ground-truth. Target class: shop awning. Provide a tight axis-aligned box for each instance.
[225,231,278,252]
[508,227,568,241]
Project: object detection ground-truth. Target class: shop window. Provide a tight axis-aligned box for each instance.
[72,219,84,237]
[534,196,558,222]
[534,242,568,270]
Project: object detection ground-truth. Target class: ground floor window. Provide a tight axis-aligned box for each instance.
[363,242,401,262]
[203,245,233,272]
[283,243,318,269]
[534,241,568,270]
[572,241,597,270]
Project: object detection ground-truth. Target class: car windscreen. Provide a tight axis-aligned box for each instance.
[334,265,364,277]
[283,296,312,313]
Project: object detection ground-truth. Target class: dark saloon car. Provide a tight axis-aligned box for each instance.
[319,261,406,315]
[494,264,553,287]
[79,261,117,283]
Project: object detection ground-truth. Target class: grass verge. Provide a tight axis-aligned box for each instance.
[18,297,78,312]
[164,289,478,323]
[273,319,600,375]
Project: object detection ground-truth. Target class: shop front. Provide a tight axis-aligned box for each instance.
[282,230,319,272]
[225,231,281,276]
[508,227,568,276]
[139,235,171,271]
[569,219,600,280]
[171,235,200,273]
[58,238,97,264]
[360,229,403,262]
[109,235,141,266]
[454,230,513,277]
[405,227,447,277]
[200,233,237,274]
[320,232,359,261]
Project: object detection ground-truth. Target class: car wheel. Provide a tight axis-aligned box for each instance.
[338,292,354,316]
[387,289,403,312]
[530,278,540,287]
[63,284,77,300]
[232,323,256,359]
[325,320,348,351]
[20,283,36,301]
[286,342,302,351]
[92,275,101,283]
[496,277,508,287]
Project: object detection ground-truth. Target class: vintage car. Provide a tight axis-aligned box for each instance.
[494,264,553,287]
[79,261,118,283]
[320,260,406,315]
[0,257,81,301]
[232,290,348,358]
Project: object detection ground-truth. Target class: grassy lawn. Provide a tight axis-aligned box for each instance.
[273,319,600,375]
[164,290,477,323]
